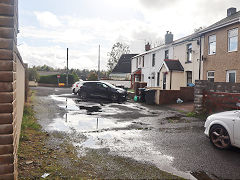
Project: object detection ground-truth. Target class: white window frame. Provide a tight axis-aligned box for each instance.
[142,56,145,67]
[165,50,169,59]
[152,54,155,67]
[226,70,236,83]
[208,35,216,55]
[228,28,238,52]
[186,44,192,62]
[186,71,192,85]
[207,71,215,82]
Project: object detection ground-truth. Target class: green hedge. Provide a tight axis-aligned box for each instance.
[38,74,78,85]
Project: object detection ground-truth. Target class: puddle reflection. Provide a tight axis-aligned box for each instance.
[47,94,197,180]
[47,95,131,133]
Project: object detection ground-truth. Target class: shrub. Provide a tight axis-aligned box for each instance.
[38,74,76,85]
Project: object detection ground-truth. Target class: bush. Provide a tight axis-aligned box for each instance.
[87,72,98,81]
[38,74,77,85]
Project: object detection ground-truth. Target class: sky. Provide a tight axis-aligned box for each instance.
[18,0,240,70]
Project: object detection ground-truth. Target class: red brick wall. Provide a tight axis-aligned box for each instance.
[159,87,194,105]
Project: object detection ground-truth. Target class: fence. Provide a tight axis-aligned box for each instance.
[0,0,25,179]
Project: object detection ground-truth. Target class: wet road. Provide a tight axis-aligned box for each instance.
[33,87,240,180]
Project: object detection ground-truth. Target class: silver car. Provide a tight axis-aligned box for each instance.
[204,110,240,149]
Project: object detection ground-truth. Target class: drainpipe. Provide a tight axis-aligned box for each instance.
[170,70,172,90]
[199,36,202,80]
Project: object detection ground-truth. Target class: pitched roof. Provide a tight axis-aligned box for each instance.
[164,59,184,71]
[111,54,138,74]
[200,10,240,34]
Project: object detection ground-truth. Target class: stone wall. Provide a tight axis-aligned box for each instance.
[0,0,25,179]
[194,80,240,113]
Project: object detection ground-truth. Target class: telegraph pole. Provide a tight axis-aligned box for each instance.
[66,48,69,87]
[98,45,100,80]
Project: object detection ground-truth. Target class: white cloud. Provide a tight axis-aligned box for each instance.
[34,11,62,28]
[19,1,240,70]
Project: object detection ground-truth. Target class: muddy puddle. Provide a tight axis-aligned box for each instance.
[46,94,199,180]
[47,95,132,132]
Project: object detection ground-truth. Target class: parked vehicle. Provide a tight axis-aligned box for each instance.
[204,110,240,149]
[72,80,83,94]
[78,81,127,102]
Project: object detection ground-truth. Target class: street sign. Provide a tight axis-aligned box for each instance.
[57,75,60,78]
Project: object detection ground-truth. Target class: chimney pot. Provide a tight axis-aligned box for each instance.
[165,31,174,44]
[145,42,151,51]
[227,7,237,17]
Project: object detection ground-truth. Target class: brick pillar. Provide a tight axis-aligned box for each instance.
[194,80,207,113]
[0,0,19,179]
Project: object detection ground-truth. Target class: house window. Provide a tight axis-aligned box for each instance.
[152,54,155,67]
[187,44,192,62]
[157,72,160,86]
[228,28,238,52]
[208,35,216,55]
[186,71,192,85]
[142,56,144,67]
[165,50,169,59]
[141,74,144,82]
[207,71,215,82]
[136,58,138,68]
[226,70,236,83]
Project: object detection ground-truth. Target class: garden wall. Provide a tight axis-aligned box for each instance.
[194,80,240,113]
[0,0,26,179]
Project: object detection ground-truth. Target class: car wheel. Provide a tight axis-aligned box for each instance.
[210,125,231,149]
[79,91,87,100]
[72,88,76,94]
[111,93,119,102]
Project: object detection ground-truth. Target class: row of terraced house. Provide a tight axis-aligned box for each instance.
[130,7,240,90]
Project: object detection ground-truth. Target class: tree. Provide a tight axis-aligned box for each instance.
[107,42,130,72]
[72,71,79,82]
[28,67,39,82]
[87,72,98,81]
[35,64,54,71]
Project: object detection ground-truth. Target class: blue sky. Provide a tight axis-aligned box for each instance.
[18,0,240,70]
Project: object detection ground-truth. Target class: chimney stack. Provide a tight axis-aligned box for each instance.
[227,7,237,17]
[145,42,151,51]
[165,31,173,44]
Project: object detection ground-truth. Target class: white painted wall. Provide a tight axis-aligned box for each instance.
[131,44,173,87]
[173,37,204,86]
[131,35,204,89]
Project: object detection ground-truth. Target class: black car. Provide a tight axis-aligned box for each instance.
[77,81,127,102]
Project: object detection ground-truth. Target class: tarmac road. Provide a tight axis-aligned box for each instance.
[32,86,240,180]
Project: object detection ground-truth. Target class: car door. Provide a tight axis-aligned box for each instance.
[234,112,240,147]
[85,82,98,97]
[96,82,109,99]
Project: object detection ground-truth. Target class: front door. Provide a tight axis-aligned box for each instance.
[163,73,166,90]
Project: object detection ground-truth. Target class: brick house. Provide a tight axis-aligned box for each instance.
[200,7,240,83]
